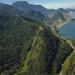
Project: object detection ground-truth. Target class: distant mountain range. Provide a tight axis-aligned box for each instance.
[0,1,75,24]
[11,1,75,18]
[0,3,46,23]
[12,1,49,16]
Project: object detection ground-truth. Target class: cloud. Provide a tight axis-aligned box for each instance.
[43,3,75,9]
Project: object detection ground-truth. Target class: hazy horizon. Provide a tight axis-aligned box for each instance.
[0,0,75,9]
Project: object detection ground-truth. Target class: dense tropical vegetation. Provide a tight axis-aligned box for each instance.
[0,1,75,75]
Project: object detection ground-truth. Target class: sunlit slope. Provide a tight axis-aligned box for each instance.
[15,26,73,75]
[62,51,75,75]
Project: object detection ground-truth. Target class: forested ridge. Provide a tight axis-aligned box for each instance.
[0,1,75,75]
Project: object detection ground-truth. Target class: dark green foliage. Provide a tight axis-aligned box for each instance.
[0,12,73,75]
[0,13,38,74]
[15,27,73,75]
[0,3,46,24]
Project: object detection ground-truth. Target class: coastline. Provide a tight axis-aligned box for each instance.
[57,19,71,29]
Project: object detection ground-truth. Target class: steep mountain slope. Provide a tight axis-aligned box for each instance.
[62,52,75,75]
[14,26,73,75]
[11,1,46,22]
[11,1,74,28]
[12,1,49,16]
[0,13,39,75]
[0,12,73,75]
[47,8,71,28]
[0,3,21,15]
[0,2,75,75]
[0,3,45,23]
[61,41,75,75]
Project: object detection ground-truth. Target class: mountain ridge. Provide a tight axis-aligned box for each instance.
[0,1,75,75]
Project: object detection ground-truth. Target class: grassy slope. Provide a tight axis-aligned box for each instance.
[15,26,73,75]
[62,52,75,75]
[62,40,75,75]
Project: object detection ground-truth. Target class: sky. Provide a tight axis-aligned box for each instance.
[0,0,75,9]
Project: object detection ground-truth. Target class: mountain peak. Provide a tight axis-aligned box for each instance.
[12,1,29,6]
[12,1,48,16]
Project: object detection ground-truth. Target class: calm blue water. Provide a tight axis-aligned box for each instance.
[59,20,75,40]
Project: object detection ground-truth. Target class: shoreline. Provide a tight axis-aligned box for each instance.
[57,19,71,29]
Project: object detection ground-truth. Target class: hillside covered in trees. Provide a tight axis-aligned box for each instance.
[0,1,75,75]
[0,13,73,75]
